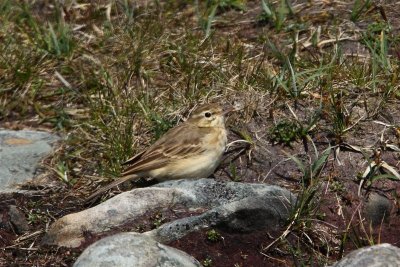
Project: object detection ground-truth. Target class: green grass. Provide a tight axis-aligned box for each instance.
[350,0,372,22]
[259,0,294,32]
[262,147,333,264]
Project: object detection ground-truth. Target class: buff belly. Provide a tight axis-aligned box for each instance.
[150,152,223,181]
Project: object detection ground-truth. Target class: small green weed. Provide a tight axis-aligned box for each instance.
[53,161,69,184]
[42,22,75,57]
[206,229,222,242]
[329,180,345,194]
[350,0,372,22]
[151,212,165,229]
[326,91,350,143]
[197,0,246,38]
[288,146,331,187]
[259,0,293,32]
[269,112,319,147]
[361,22,394,97]
[145,108,175,140]
[357,148,400,194]
[269,120,301,146]
[17,4,75,57]
[228,162,241,181]
[208,0,246,11]
[27,212,44,225]
[202,257,213,267]
[266,39,332,104]
[263,147,332,263]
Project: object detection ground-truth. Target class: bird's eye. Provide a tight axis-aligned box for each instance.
[204,112,212,118]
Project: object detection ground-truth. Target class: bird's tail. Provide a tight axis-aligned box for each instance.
[85,174,140,203]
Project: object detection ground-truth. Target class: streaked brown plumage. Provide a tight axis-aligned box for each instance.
[86,103,231,201]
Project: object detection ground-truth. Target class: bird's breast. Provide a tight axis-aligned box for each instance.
[205,127,227,153]
[153,127,227,181]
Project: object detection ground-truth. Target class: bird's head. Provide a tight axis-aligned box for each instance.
[187,103,233,128]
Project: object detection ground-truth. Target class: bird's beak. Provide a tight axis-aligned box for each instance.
[223,103,243,115]
[222,106,237,115]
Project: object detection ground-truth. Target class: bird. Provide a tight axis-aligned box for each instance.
[86,103,233,201]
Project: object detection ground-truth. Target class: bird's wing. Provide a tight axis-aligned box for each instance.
[86,123,211,202]
[122,150,146,166]
[121,123,208,177]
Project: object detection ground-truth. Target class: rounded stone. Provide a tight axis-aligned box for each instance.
[0,129,60,189]
[364,193,391,226]
[73,233,201,267]
[332,243,400,267]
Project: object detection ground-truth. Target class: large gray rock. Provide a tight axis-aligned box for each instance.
[332,244,400,267]
[43,179,296,247]
[73,232,201,267]
[0,129,60,189]
[146,194,292,243]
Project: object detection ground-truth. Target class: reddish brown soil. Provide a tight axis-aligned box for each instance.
[169,229,291,267]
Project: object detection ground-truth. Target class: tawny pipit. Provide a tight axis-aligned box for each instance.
[87,103,232,200]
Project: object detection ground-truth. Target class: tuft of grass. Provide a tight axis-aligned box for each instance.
[16,3,75,57]
[259,0,294,32]
[263,147,333,264]
[350,0,372,22]
[265,37,333,106]
[42,22,75,57]
[326,91,350,143]
[361,22,393,93]
[228,162,241,181]
[196,0,246,38]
